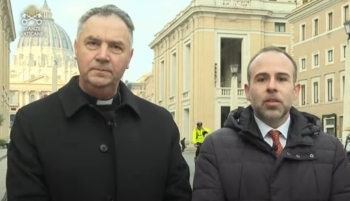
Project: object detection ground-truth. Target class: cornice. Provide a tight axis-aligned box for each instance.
[149,5,286,48]
[287,0,341,23]
[6,0,16,42]
[0,0,16,42]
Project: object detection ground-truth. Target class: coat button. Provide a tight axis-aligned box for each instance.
[286,152,291,155]
[296,154,300,158]
[310,154,314,158]
[100,144,108,153]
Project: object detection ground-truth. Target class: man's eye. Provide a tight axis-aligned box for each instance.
[87,41,98,46]
[278,77,287,81]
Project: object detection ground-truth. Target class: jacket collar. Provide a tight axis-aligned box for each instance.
[58,76,142,118]
[226,106,318,147]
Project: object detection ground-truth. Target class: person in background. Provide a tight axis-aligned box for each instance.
[6,5,192,201]
[192,122,211,161]
[192,46,350,201]
[180,137,186,152]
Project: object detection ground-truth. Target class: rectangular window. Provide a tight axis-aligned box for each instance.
[170,52,176,97]
[345,5,349,21]
[327,79,333,101]
[183,43,191,92]
[159,60,165,100]
[313,82,319,103]
[301,24,306,40]
[314,19,318,36]
[314,54,319,66]
[275,23,286,32]
[328,50,333,62]
[328,12,333,30]
[301,58,306,69]
[344,45,347,58]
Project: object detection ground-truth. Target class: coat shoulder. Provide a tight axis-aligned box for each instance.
[17,92,60,118]
[314,131,343,150]
[135,96,173,121]
[204,127,240,148]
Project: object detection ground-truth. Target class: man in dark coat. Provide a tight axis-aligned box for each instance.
[192,46,350,201]
[6,5,192,201]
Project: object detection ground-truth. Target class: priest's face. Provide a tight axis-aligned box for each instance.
[74,14,133,97]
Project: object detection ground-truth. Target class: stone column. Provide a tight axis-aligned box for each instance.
[342,40,350,144]
[24,91,29,105]
[19,91,23,107]
[0,18,5,139]
[5,30,10,138]
[35,91,40,100]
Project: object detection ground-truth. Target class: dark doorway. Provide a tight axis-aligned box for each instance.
[221,106,230,127]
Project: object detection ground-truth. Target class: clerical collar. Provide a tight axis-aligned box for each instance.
[96,99,113,105]
[75,77,121,106]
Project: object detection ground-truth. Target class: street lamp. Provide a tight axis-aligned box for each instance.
[230,64,239,111]
[342,20,350,145]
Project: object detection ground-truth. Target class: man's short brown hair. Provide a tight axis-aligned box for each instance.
[246,46,298,83]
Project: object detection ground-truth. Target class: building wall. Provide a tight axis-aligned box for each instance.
[0,0,16,140]
[128,83,143,97]
[127,72,155,103]
[143,74,154,103]
[150,1,297,139]
[287,0,349,139]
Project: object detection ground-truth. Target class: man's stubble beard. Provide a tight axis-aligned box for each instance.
[255,104,289,124]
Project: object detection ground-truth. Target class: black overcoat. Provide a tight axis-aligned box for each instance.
[7,76,192,201]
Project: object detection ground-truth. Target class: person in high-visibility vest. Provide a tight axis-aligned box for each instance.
[192,122,211,160]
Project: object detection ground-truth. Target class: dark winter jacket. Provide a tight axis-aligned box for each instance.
[192,106,350,201]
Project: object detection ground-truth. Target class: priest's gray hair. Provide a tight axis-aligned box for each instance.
[76,5,134,46]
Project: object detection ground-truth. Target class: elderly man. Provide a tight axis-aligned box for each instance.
[192,46,350,201]
[7,5,191,201]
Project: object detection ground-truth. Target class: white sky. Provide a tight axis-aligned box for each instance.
[9,0,191,82]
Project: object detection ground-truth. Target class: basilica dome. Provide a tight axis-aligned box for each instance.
[17,1,74,53]
[11,1,78,83]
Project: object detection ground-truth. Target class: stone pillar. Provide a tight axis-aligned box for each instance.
[5,30,10,138]
[19,91,23,107]
[35,91,40,100]
[0,18,5,139]
[24,91,29,105]
[342,40,350,144]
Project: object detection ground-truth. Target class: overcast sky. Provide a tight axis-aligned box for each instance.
[10,0,190,82]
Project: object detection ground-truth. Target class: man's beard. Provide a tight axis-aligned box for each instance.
[255,104,289,123]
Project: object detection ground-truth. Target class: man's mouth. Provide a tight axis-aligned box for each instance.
[264,99,281,106]
[266,99,279,102]
[93,68,108,71]
[92,68,111,73]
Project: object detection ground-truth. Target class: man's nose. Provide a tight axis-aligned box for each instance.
[96,44,110,62]
[267,79,278,92]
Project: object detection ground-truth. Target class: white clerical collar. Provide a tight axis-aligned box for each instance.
[96,99,113,105]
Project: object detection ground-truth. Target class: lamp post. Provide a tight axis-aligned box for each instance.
[342,20,350,145]
[230,64,239,111]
